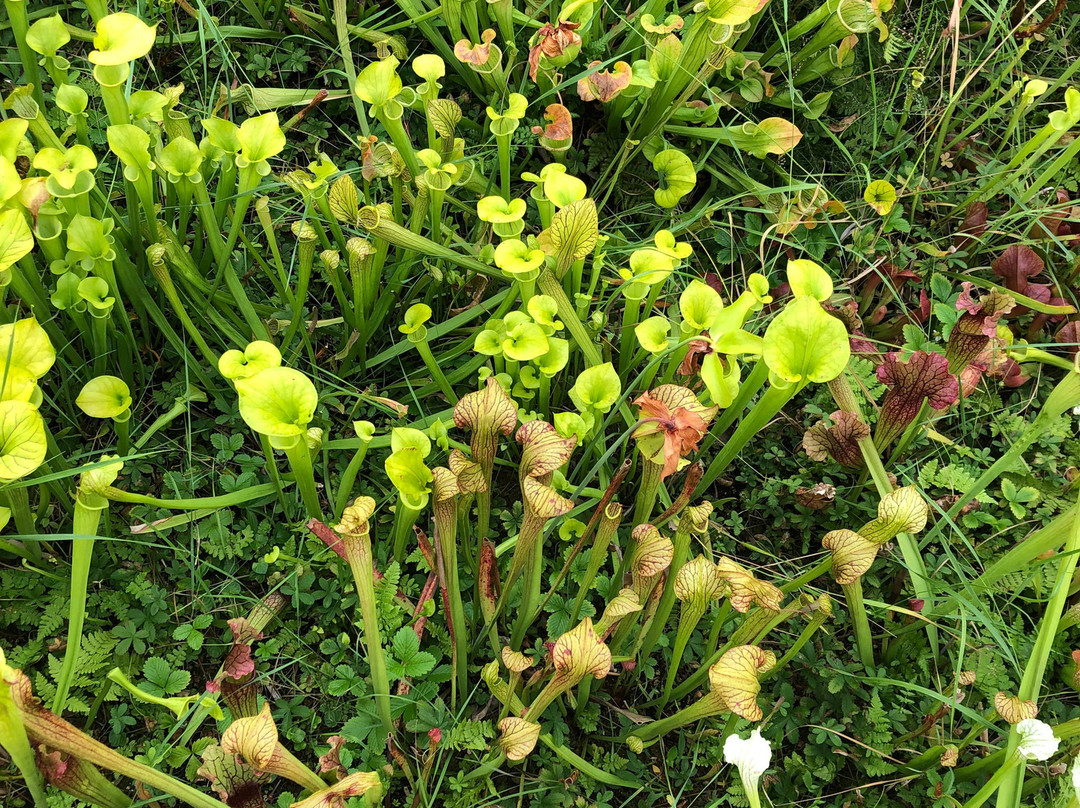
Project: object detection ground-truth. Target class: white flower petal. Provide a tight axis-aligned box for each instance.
[1015,718,1058,762]
[723,729,772,790]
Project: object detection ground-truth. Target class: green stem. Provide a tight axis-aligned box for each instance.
[994,501,1080,808]
[619,294,643,379]
[495,130,512,201]
[146,248,220,370]
[699,380,796,490]
[510,522,545,649]
[659,602,706,708]
[631,693,724,743]
[1,486,37,540]
[282,238,317,353]
[344,532,394,737]
[90,314,108,376]
[4,0,44,111]
[332,0,370,136]
[53,499,104,714]
[704,600,731,658]
[632,458,663,527]
[569,504,622,626]
[134,397,192,451]
[415,338,458,403]
[842,580,874,669]
[436,501,469,706]
[391,500,421,563]
[964,755,1020,808]
[103,482,282,510]
[113,414,130,457]
[0,685,48,808]
[333,441,373,520]
[859,434,938,657]
[283,436,324,520]
[537,269,602,367]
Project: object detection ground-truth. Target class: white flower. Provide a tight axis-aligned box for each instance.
[1015,718,1058,761]
[723,729,771,795]
[1071,756,1080,800]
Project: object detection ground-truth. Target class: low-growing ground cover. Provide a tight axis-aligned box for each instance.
[0,0,1078,807]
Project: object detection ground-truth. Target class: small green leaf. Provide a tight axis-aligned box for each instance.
[76,375,131,419]
[494,239,546,276]
[390,427,431,456]
[218,341,281,381]
[385,447,433,511]
[107,124,154,183]
[502,322,549,361]
[400,303,432,335]
[635,316,672,354]
[236,113,285,174]
[863,180,897,216]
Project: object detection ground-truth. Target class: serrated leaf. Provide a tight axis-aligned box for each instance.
[143,657,172,690]
[930,273,952,301]
[391,626,420,661]
[164,668,191,694]
[64,696,91,714]
[327,679,353,697]
[901,324,926,351]
[402,651,436,679]
[340,708,383,744]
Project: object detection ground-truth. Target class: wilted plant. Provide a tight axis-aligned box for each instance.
[631,385,716,524]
